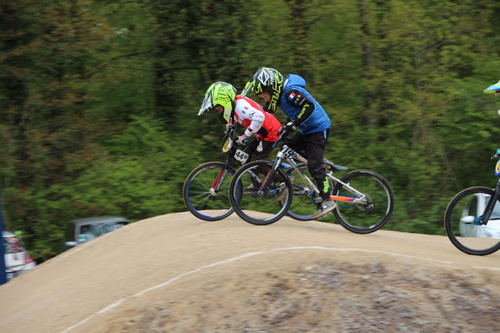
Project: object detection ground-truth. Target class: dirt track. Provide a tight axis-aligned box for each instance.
[1,212,499,333]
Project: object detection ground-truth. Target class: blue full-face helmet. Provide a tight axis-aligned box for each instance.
[484,80,500,96]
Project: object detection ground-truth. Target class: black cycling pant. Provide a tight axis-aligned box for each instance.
[287,129,330,198]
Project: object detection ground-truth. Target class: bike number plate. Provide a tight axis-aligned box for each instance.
[235,149,249,165]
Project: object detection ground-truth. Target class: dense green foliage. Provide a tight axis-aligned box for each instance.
[2,0,500,261]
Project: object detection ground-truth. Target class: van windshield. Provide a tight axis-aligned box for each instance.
[78,222,127,243]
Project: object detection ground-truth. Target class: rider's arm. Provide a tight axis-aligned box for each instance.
[284,89,315,126]
[244,109,265,138]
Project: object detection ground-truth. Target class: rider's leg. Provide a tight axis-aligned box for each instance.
[304,130,336,219]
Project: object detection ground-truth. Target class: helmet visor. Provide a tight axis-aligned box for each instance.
[199,93,214,115]
[484,80,500,94]
[240,80,255,97]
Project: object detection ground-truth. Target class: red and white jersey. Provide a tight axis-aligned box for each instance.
[232,96,282,142]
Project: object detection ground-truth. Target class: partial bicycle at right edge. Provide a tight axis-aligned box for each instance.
[444,149,500,255]
[228,129,395,234]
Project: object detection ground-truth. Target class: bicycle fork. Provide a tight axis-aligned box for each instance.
[253,153,285,197]
[210,165,229,196]
[242,152,286,198]
[476,180,500,225]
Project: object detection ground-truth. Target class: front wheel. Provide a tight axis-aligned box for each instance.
[444,186,500,256]
[332,170,394,234]
[183,162,240,221]
[229,161,293,225]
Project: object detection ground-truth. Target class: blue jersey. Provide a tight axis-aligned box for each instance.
[278,74,331,135]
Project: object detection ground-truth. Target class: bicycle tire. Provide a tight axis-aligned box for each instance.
[444,186,500,256]
[229,160,293,225]
[332,169,394,234]
[183,162,240,221]
[284,164,335,221]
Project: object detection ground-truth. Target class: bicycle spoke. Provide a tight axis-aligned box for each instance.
[230,161,293,225]
[183,162,238,221]
[331,170,394,234]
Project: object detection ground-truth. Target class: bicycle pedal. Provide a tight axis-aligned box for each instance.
[249,191,261,198]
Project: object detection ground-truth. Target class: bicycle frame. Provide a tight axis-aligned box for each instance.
[262,143,368,205]
[475,154,500,225]
[476,180,500,225]
[229,130,394,229]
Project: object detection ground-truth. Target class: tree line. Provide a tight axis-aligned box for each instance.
[1,0,500,261]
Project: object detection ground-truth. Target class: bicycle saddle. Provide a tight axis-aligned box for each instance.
[323,158,348,171]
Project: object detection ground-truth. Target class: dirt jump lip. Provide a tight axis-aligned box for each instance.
[1,212,499,333]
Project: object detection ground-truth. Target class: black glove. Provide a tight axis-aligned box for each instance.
[279,121,297,135]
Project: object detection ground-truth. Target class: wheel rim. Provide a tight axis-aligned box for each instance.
[184,163,237,221]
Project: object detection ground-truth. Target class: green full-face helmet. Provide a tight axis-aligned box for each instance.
[484,80,500,96]
[199,82,237,123]
[240,67,284,113]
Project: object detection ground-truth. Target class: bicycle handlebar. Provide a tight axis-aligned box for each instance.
[272,128,294,149]
[491,149,500,159]
[224,126,235,136]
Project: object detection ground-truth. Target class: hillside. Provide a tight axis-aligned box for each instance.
[1,212,499,333]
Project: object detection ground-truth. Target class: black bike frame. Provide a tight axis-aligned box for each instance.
[477,179,500,225]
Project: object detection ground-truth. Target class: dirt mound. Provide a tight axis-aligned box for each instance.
[1,212,499,333]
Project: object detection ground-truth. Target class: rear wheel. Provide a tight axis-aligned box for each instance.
[229,161,293,225]
[444,186,500,256]
[332,170,394,234]
[183,162,240,221]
